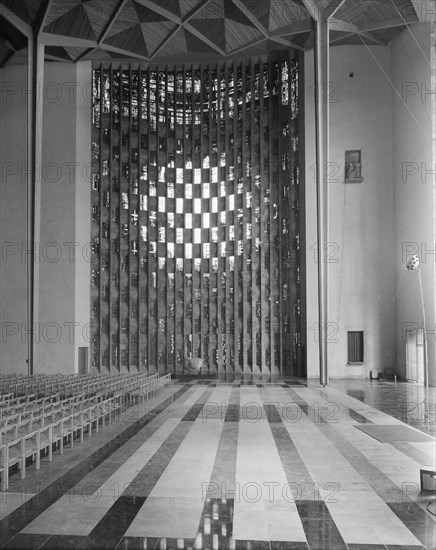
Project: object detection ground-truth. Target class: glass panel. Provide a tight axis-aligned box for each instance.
[91,56,301,376]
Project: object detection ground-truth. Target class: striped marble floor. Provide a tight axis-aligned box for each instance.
[0,378,435,550]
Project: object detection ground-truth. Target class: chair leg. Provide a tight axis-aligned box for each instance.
[20,450,25,480]
[3,448,9,490]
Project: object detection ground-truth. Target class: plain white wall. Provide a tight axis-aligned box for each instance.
[0,61,91,375]
[0,64,29,374]
[37,61,92,374]
[305,43,396,379]
[391,23,435,385]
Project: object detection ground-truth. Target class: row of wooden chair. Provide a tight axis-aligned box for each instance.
[1,393,60,417]
[0,373,158,397]
[0,372,159,402]
[0,393,37,407]
[0,373,172,490]
[127,374,172,406]
[0,393,14,404]
[0,373,96,394]
[0,392,122,445]
[0,372,156,397]
[56,372,159,399]
[0,393,124,489]
[0,373,162,428]
[0,393,107,431]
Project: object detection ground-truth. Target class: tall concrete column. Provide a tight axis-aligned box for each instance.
[27,35,44,374]
[313,19,329,386]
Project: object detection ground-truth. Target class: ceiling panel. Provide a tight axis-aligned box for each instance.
[82,0,120,38]
[269,0,308,31]
[105,0,139,38]
[189,18,227,51]
[44,4,96,40]
[45,1,82,26]
[141,20,176,56]
[184,27,221,53]
[148,0,181,18]
[1,0,34,23]
[180,0,208,18]
[0,0,425,64]
[241,0,270,29]
[154,27,188,57]
[104,23,148,57]
[225,18,263,53]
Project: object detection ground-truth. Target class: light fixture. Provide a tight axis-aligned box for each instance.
[405,255,428,387]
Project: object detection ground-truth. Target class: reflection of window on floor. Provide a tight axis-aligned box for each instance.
[348,331,364,363]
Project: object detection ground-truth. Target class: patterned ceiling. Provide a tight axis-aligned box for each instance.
[0,0,425,66]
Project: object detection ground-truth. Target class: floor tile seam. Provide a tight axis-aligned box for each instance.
[266,388,416,510]
[61,411,182,493]
[290,387,381,425]
[316,386,410,422]
[92,418,184,499]
[306,387,378,424]
[329,423,433,469]
[316,423,417,501]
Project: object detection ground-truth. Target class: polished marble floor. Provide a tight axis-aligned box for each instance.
[0,378,435,550]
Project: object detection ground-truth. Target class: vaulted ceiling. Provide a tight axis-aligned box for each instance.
[0,0,427,66]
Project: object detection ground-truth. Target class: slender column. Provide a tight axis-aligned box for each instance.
[432,21,436,387]
[417,270,428,387]
[313,18,329,386]
[27,35,44,374]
